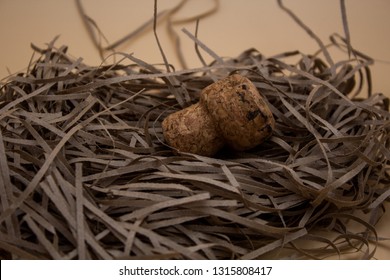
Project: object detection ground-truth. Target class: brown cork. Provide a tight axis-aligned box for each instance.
[162,74,275,156]
[162,102,225,156]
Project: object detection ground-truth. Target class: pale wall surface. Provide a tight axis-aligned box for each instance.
[1,0,390,95]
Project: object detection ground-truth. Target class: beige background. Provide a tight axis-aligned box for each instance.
[0,0,389,259]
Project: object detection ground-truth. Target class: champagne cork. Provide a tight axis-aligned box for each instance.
[162,74,275,156]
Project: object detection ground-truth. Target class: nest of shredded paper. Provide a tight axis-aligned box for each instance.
[0,1,389,260]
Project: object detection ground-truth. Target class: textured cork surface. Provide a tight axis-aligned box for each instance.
[201,74,275,151]
[162,74,275,156]
[162,102,225,156]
